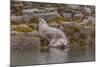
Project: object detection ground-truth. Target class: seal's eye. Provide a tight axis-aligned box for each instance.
[63,40,67,45]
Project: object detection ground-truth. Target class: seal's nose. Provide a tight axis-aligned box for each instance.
[39,18,44,23]
[39,18,42,22]
[39,18,47,24]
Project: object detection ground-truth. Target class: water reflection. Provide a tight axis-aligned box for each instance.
[11,44,95,66]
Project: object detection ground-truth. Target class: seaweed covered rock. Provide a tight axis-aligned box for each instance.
[11,24,35,32]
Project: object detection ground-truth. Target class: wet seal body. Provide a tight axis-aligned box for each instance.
[39,18,68,49]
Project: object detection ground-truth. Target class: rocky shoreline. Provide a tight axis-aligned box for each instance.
[11,32,40,50]
[11,1,95,50]
[11,21,95,50]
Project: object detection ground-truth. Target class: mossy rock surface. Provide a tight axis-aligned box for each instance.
[12,24,35,32]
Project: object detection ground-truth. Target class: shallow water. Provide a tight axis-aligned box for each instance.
[10,44,95,66]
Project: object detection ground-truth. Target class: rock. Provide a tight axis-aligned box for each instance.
[80,27,92,34]
[87,16,95,24]
[22,8,60,22]
[74,13,84,18]
[11,31,39,37]
[63,13,72,18]
[11,34,41,49]
[11,24,34,32]
[49,23,60,28]
[63,22,80,27]
[80,16,95,25]
[84,6,91,14]
[11,16,23,22]
[68,5,80,9]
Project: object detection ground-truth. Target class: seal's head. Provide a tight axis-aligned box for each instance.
[39,18,48,26]
[56,39,67,49]
[39,18,49,32]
